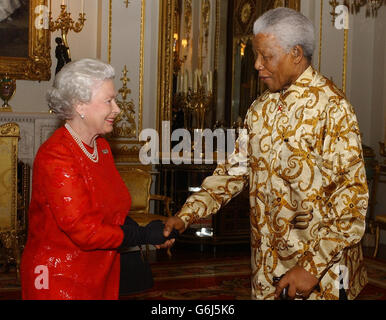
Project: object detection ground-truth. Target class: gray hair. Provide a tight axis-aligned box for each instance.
[253,7,315,60]
[47,58,115,120]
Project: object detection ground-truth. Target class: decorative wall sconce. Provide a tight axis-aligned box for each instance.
[49,0,86,60]
[175,70,213,132]
[173,33,184,75]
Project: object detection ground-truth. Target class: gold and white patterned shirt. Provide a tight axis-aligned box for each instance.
[177,66,368,300]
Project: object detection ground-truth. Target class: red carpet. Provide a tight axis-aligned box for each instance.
[1,256,385,300]
[120,256,386,300]
[121,256,252,300]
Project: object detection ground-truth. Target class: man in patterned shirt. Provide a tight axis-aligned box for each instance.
[164,7,368,300]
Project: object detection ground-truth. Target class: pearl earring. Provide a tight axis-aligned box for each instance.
[80,114,85,119]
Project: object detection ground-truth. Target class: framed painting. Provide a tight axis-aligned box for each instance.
[0,0,51,81]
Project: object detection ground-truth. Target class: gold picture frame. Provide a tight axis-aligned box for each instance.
[0,0,51,81]
[157,0,175,129]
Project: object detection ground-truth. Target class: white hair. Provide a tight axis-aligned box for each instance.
[253,7,315,60]
[47,58,115,120]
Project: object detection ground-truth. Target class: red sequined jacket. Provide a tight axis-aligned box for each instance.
[21,126,131,300]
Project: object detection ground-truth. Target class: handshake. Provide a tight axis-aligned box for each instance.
[119,216,180,250]
[142,219,180,245]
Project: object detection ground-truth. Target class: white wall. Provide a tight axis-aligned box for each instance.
[301,1,386,151]
[348,8,376,148]
[8,0,159,131]
[301,0,386,244]
[99,0,159,133]
[370,6,386,151]
[143,0,159,131]
[10,0,99,113]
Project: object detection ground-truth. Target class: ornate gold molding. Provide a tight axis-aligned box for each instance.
[213,0,220,114]
[0,122,20,137]
[0,0,51,81]
[113,66,137,139]
[157,0,175,130]
[201,0,211,64]
[109,141,143,163]
[184,0,192,46]
[214,0,220,72]
[108,0,112,64]
[342,28,348,93]
[0,122,19,233]
[328,1,349,93]
[318,0,324,72]
[274,0,301,10]
[106,0,145,162]
[108,0,145,136]
[139,0,145,134]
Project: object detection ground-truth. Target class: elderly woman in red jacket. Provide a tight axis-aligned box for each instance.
[20,58,176,300]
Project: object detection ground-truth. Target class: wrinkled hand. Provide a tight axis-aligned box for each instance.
[274,265,319,300]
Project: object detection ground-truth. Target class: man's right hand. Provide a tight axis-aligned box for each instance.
[163,216,186,238]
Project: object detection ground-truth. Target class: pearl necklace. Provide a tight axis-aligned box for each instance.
[65,123,99,163]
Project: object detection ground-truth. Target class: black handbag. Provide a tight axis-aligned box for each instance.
[119,246,154,295]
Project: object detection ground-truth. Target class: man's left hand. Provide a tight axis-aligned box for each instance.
[274,265,319,300]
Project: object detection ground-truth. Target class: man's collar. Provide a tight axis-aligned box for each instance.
[269,65,317,97]
[287,65,315,92]
[293,65,315,86]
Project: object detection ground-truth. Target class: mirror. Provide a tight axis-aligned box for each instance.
[225,0,300,127]
[158,0,218,135]
[157,0,301,134]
